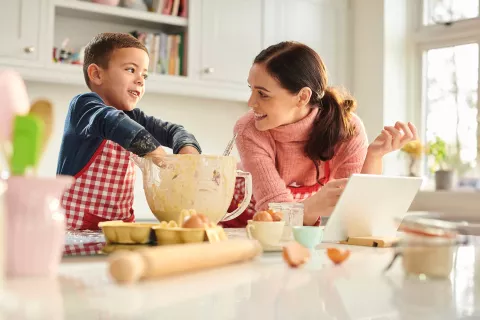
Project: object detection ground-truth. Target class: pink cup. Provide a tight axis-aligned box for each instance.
[6,176,73,277]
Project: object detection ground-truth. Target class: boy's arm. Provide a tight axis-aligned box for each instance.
[128,108,202,154]
[71,93,163,157]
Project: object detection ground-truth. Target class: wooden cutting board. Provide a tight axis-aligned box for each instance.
[339,236,399,248]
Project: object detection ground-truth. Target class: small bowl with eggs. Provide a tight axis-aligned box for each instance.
[246,210,285,247]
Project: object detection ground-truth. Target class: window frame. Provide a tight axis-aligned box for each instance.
[411,0,480,174]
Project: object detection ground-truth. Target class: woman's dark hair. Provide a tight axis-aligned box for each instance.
[254,41,357,183]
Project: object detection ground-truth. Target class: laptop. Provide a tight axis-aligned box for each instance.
[322,174,424,242]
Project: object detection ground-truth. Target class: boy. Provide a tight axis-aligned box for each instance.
[57,33,201,230]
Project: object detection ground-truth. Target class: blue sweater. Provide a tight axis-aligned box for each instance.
[57,92,201,176]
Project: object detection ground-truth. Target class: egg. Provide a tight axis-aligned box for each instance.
[270,211,283,221]
[197,213,210,224]
[253,211,273,222]
[182,214,206,228]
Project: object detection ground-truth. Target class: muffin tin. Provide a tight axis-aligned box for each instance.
[98,221,157,244]
[98,220,227,247]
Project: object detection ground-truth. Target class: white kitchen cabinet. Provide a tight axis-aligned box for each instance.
[263,0,351,87]
[0,0,351,102]
[195,0,263,86]
[0,0,41,61]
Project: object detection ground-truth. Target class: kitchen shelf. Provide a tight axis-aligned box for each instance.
[16,63,248,102]
[54,0,188,30]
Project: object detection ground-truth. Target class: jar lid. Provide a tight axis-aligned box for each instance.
[398,216,459,238]
[268,202,304,209]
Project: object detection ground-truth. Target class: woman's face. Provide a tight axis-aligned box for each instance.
[247,63,311,131]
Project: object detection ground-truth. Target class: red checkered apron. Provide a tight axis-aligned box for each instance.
[63,242,105,256]
[62,140,136,231]
[221,162,330,228]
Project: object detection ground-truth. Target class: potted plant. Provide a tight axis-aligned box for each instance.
[425,136,454,190]
[400,140,424,177]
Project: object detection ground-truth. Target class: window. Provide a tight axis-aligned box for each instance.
[423,0,479,25]
[425,44,479,171]
[416,0,480,177]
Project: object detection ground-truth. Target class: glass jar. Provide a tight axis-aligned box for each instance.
[397,216,461,279]
[400,233,457,279]
[268,202,304,240]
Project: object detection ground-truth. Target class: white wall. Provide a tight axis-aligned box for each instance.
[351,0,385,142]
[26,81,247,220]
[351,0,411,175]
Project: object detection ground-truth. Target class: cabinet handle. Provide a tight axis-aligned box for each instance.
[203,67,215,74]
[24,46,35,53]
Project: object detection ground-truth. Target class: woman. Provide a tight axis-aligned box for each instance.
[223,41,417,227]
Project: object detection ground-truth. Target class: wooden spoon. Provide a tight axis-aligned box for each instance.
[28,99,53,158]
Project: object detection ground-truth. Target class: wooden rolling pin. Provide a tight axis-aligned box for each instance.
[108,239,262,284]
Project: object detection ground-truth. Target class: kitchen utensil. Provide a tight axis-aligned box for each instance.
[10,115,44,176]
[292,226,323,249]
[28,99,53,157]
[246,220,285,247]
[0,70,30,141]
[152,225,227,245]
[339,236,398,248]
[269,202,304,240]
[384,215,468,278]
[153,226,206,245]
[6,176,73,277]
[223,133,237,156]
[132,154,252,224]
[99,221,158,244]
[92,0,120,6]
[0,70,30,172]
[0,180,6,282]
[108,239,262,284]
[99,220,228,246]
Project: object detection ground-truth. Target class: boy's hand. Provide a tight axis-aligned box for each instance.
[178,146,200,155]
[146,146,167,167]
[147,146,167,158]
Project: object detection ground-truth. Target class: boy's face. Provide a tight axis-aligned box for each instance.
[96,48,149,111]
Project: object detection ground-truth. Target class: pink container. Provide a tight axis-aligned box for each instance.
[6,176,73,277]
[91,0,120,6]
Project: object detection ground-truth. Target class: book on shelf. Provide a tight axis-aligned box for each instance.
[151,0,187,17]
[137,31,186,76]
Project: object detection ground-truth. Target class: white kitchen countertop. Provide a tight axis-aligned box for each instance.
[2,231,480,319]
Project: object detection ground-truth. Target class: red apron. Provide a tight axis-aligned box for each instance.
[62,140,136,230]
[222,162,330,228]
[64,242,105,256]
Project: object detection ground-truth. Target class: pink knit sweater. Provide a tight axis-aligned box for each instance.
[235,108,369,211]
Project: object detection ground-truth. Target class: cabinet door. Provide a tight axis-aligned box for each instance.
[0,0,40,61]
[264,0,350,87]
[200,0,263,85]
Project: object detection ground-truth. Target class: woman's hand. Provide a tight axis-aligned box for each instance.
[368,121,418,157]
[362,121,418,175]
[303,178,348,225]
